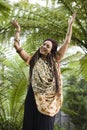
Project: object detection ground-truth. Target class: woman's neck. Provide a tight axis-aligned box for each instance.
[41,54,47,61]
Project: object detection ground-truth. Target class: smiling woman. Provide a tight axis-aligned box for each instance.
[40,40,53,56]
[11,13,76,130]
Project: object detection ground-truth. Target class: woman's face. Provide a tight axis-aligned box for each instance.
[40,40,52,56]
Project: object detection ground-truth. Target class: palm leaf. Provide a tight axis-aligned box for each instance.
[80,55,87,81]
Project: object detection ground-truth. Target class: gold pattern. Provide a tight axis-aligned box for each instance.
[32,58,63,116]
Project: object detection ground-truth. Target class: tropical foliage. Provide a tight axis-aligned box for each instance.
[61,52,87,130]
[63,77,87,130]
[0,45,28,129]
[0,0,87,130]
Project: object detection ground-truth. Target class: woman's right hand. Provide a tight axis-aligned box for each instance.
[11,20,21,31]
[68,12,76,26]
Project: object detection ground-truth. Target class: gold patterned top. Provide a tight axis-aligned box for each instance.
[32,58,56,93]
[31,58,63,116]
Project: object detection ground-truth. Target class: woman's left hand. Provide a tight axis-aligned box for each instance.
[68,12,76,25]
[11,20,21,31]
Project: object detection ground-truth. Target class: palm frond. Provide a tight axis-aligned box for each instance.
[80,55,87,81]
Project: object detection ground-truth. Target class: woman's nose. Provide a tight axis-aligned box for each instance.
[43,45,46,48]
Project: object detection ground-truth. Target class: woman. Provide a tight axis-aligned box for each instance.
[11,13,76,130]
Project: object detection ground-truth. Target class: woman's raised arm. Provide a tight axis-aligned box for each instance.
[56,12,76,62]
[11,20,31,65]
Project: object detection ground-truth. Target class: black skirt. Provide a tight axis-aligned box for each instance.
[22,85,55,130]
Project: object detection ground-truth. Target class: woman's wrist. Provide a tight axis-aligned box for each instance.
[14,41,20,48]
[14,38,20,44]
[14,28,21,43]
[16,47,23,54]
[17,27,21,32]
[16,30,20,33]
[16,29,20,33]
[14,43,23,54]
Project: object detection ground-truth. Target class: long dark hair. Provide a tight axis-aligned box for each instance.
[29,38,59,92]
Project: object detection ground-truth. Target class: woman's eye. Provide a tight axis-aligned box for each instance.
[42,43,50,48]
[47,45,50,48]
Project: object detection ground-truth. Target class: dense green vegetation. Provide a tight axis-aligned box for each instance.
[0,0,87,130]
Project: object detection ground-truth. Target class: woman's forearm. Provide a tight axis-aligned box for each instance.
[57,23,72,62]
[57,13,76,61]
[59,23,72,54]
[56,13,76,62]
[64,23,72,45]
[13,26,31,64]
